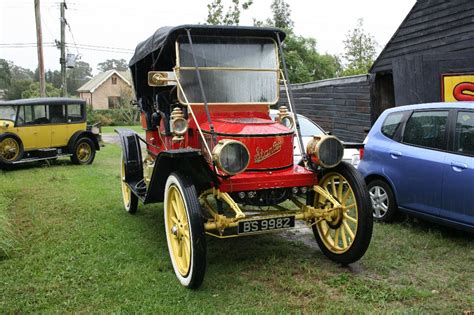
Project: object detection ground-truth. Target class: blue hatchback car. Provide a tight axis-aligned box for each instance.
[358,102,474,232]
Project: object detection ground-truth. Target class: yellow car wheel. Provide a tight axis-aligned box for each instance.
[0,135,23,164]
[310,162,373,265]
[121,156,138,214]
[164,172,206,289]
[71,137,96,165]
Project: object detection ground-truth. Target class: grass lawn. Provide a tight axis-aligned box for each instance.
[0,144,473,313]
[101,125,143,134]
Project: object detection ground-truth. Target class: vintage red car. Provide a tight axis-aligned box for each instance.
[117,25,373,289]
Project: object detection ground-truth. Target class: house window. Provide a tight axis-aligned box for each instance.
[112,76,117,85]
[108,96,121,109]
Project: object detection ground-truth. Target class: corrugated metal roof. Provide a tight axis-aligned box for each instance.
[77,69,131,92]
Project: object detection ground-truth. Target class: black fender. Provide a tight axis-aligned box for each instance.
[115,128,143,183]
[0,132,23,147]
[144,149,218,204]
[68,130,100,153]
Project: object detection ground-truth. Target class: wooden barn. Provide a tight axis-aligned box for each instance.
[370,0,474,122]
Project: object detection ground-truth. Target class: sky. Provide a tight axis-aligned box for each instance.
[0,0,416,74]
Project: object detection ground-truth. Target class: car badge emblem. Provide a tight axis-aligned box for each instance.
[254,140,283,164]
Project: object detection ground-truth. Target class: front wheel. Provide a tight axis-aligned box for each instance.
[309,162,373,265]
[0,135,23,164]
[164,172,206,289]
[120,156,138,214]
[71,137,96,165]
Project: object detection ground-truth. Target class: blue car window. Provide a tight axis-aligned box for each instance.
[403,111,448,150]
[454,111,474,156]
[382,112,405,139]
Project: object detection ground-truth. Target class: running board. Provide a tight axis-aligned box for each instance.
[11,154,72,165]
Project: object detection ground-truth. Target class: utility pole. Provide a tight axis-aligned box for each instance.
[60,0,67,96]
[34,0,46,97]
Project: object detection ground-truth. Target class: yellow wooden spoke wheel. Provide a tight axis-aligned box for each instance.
[0,136,22,163]
[164,172,206,289]
[121,156,138,214]
[310,162,373,265]
[71,137,96,165]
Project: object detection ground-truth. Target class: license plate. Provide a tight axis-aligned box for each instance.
[238,216,295,235]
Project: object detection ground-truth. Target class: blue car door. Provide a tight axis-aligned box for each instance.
[441,110,474,226]
[384,110,449,217]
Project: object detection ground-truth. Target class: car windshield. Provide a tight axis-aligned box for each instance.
[298,116,325,136]
[177,36,279,104]
[0,106,17,121]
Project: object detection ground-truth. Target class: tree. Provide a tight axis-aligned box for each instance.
[254,0,341,83]
[118,86,139,125]
[45,70,62,89]
[206,0,253,25]
[341,18,378,76]
[269,0,293,30]
[67,61,92,95]
[2,60,35,100]
[21,82,61,98]
[0,59,12,89]
[9,63,34,81]
[97,59,128,72]
[283,34,341,83]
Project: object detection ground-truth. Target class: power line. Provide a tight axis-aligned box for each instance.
[0,42,56,48]
[0,42,133,53]
[66,21,80,55]
[65,44,133,54]
[70,43,133,52]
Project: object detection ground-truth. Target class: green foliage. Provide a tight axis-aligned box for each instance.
[253,0,341,83]
[206,0,253,25]
[21,82,61,98]
[97,59,128,72]
[283,33,342,83]
[6,79,33,100]
[45,69,62,90]
[0,59,12,89]
[1,60,35,99]
[342,18,378,76]
[67,61,93,96]
[270,0,293,30]
[87,108,139,126]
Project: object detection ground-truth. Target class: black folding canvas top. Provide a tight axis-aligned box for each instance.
[129,25,286,98]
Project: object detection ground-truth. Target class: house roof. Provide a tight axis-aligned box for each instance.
[370,0,474,73]
[77,69,132,93]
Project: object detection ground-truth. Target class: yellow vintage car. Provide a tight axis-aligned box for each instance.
[0,98,100,167]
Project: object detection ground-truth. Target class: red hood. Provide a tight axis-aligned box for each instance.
[200,117,294,171]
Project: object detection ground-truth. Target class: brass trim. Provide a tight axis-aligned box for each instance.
[212,139,250,176]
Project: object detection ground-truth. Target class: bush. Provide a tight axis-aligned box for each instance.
[87,107,140,126]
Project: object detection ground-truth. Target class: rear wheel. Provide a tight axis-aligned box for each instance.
[121,156,138,214]
[368,179,397,222]
[71,137,95,165]
[0,135,23,163]
[164,172,206,289]
[309,162,373,265]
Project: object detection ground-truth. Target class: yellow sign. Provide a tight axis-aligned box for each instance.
[442,74,474,102]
